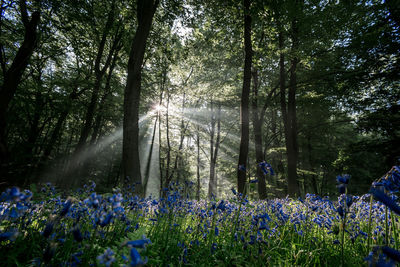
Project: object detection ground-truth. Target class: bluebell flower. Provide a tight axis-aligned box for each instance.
[238,165,246,172]
[258,161,274,175]
[97,248,115,267]
[382,246,400,262]
[231,188,237,195]
[249,179,258,183]
[60,198,72,217]
[217,200,226,211]
[124,237,151,249]
[9,208,19,218]
[211,243,217,254]
[215,226,219,236]
[337,206,345,218]
[370,187,400,216]
[130,247,147,267]
[346,195,354,208]
[100,213,113,227]
[337,174,350,184]
[0,229,18,241]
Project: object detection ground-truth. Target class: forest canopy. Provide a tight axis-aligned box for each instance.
[0,0,399,199]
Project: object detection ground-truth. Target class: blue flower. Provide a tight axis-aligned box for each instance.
[258,161,274,175]
[238,165,246,172]
[249,179,258,183]
[100,213,113,227]
[130,247,147,267]
[337,174,350,184]
[124,237,151,249]
[346,195,354,208]
[382,246,400,262]
[337,206,345,218]
[231,188,237,195]
[0,229,18,242]
[370,187,400,216]
[60,199,73,217]
[97,248,115,267]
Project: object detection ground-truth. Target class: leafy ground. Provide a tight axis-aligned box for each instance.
[1,167,400,266]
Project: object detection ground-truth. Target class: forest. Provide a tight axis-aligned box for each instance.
[0,0,400,266]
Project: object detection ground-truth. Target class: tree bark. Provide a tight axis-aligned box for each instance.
[251,70,267,199]
[196,125,201,200]
[123,0,158,196]
[286,8,300,197]
[208,102,221,199]
[0,0,40,166]
[237,0,252,195]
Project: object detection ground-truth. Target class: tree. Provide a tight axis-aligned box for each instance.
[123,0,159,195]
[0,0,40,167]
[237,0,252,195]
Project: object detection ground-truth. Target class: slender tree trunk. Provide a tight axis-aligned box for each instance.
[143,115,158,196]
[196,125,201,200]
[159,68,166,196]
[286,8,300,197]
[208,102,221,199]
[0,0,40,166]
[75,7,120,153]
[123,0,158,196]
[237,0,252,195]
[177,91,186,184]
[165,92,171,189]
[251,70,267,199]
[208,101,215,198]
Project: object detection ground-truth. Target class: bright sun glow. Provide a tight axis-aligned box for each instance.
[153,104,167,113]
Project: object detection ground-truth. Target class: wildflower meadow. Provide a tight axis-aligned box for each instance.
[1,165,400,266]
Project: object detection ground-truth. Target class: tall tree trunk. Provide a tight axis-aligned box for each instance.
[177,91,186,184]
[143,115,158,196]
[196,125,201,200]
[237,0,253,195]
[0,0,40,167]
[158,68,166,196]
[164,92,171,189]
[208,102,221,199]
[286,8,300,197]
[123,0,158,196]
[251,70,267,199]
